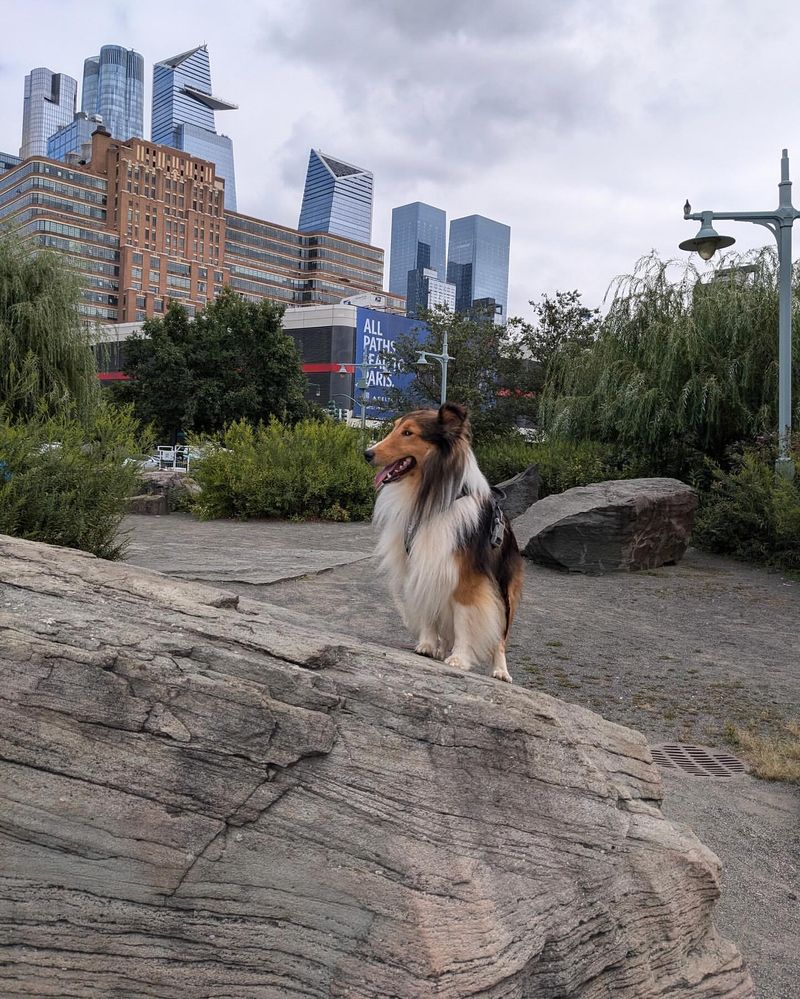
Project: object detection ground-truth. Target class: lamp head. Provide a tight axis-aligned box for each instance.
[337,364,349,374]
[416,352,429,365]
[679,215,735,260]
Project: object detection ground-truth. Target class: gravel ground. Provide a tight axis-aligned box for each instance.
[125,514,800,997]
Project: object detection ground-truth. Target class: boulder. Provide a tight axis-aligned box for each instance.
[514,477,698,573]
[127,493,168,515]
[138,469,201,511]
[0,533,752,998]
[494,463,540,519]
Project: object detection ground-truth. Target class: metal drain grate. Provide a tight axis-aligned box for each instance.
[650,743,748,779]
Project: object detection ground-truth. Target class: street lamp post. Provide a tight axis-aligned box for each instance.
[680,148,796,478]
[416,326,454,405]
[335,362,391,433]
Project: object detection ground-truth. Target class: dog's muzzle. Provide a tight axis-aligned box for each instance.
[364,449,375,465]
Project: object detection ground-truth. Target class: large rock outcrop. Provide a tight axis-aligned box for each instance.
[514,478,698,573]
[0,533,753,998]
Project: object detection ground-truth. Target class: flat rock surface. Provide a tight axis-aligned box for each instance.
[0,531,756,998]
[118,515,799,997]
[123,515,374,584]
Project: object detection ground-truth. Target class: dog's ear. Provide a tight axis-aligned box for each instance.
[437,402,468,434]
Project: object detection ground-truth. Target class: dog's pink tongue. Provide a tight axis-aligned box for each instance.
[374,460,400,488]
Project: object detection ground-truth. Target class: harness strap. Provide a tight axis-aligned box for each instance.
[405,486,506,554]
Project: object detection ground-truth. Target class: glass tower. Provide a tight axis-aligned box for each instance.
[151,44,238,210]
[81,45,144,141]
[20,68,77,159]
[389,202,448,316]
[298,149,373,244]
[447,215,511,324]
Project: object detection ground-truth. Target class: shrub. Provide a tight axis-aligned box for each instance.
[474,435,629,497]
[191,418,375,522]
[0,405,147,559]
[693,449,800,570]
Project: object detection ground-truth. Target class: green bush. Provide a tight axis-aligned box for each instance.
[693,450,800,570]
[0,405,148,559]
[475,435,629,496]
[191,418,375,521]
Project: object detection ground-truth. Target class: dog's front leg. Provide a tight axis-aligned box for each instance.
[444,603,478,673]
[415,623,440,659]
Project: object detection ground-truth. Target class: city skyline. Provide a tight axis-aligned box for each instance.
[3,2,800,319]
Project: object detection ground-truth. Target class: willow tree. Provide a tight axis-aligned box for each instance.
[0,236,99,422]
[540,250,797,473]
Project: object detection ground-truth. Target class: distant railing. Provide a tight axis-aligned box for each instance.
[156,445,190,471]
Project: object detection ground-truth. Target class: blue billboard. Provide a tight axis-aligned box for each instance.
[353,307,427,419]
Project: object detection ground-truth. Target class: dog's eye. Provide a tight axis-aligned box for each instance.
[401,429,413,437]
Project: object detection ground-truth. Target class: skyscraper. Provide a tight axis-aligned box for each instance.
[389,201,454,317]
[447,215,511,324]
[19,68,77,158]
[298,149,373,244]
[151,44,238,210]
[82,45,144,141]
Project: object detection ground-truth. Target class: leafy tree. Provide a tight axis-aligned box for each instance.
[522,289,601,394]
[378,306,539,440]
[540,251,798,475]
[0,236,99,422]
[115,288,308,440]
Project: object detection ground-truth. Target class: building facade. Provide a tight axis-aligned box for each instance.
[389,201,449,316]
[298,149,373,245]
[47,112,102,163]
[82,45,144,141]
[0,129,402,329]
[283,304,423,416]
[152,44,238,210]
[20,68,77,159]
[447,214,510,324]
[0,151,21,175]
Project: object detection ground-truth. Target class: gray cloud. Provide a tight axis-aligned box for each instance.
[1,0,799,317]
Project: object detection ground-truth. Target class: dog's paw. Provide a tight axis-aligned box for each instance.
[444,654,470,671]
[492,666,513,683]
[415,640,438,658]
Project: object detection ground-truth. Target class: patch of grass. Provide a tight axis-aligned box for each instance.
[725,721,800,782]
[545,640,563,648]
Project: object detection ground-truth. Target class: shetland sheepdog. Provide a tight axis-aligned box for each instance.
[365,402,523,683]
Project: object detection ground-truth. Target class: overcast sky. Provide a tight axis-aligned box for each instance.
[2,0,798,318]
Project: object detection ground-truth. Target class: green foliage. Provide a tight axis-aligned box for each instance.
[114,288,308,441]
[474,434,625,495]
[377,307,539,440]
[0,404,148,559]
[0,236,100,423]
[191,418,375,522]
[694,447,800,570]
[522,290,601,404]
[541,251,795,474]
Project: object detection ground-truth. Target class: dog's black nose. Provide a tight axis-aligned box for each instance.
[364,449,375,464]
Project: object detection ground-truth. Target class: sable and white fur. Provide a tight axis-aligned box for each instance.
[366,403,523,682]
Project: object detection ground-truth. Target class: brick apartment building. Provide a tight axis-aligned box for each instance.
[0,127,403,327]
